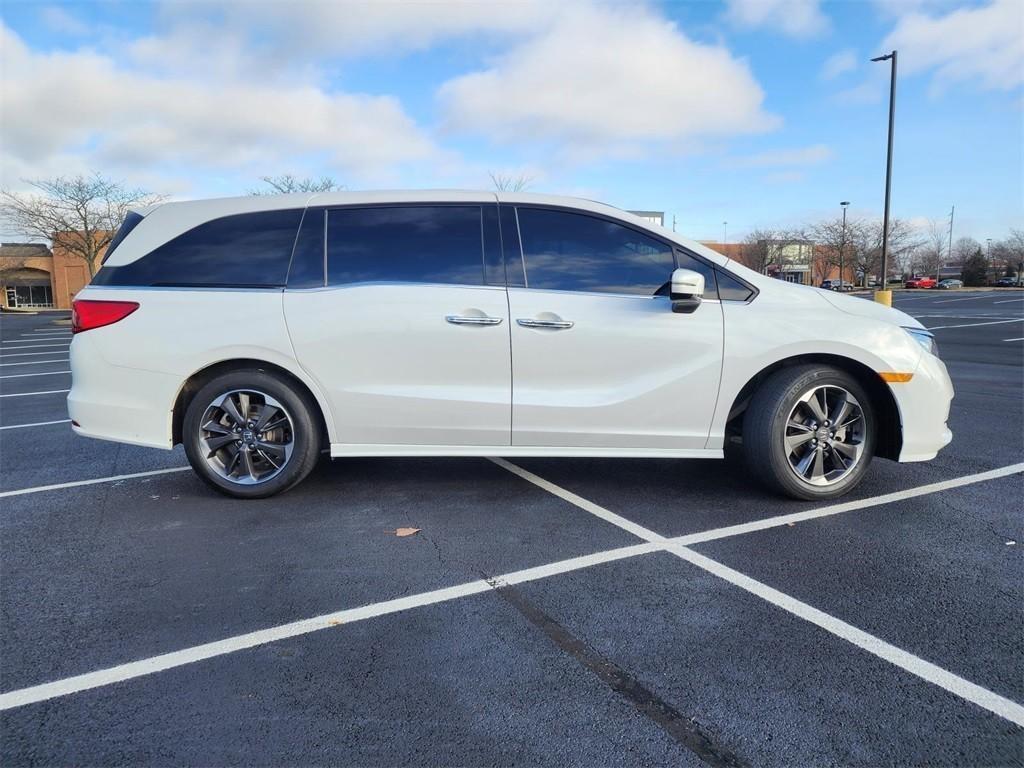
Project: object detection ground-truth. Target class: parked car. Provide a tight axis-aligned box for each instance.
[904,276,937,289]
[994,276,1019,287]
[70,191,954,501]
[820,279,855,292]
[937,279,963,289]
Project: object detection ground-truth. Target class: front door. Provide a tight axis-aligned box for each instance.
[284,203,511,447]
[507,207,723,450]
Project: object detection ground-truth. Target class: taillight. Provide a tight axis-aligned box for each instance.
[72,299,140,334]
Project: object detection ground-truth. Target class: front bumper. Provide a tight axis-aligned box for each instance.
[892,350,954,462]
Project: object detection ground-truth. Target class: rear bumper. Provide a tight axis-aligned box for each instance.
[893,351,954,462]
[68,338,178,450]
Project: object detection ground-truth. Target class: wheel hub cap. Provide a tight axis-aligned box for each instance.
[784,384,866,487]
[198,389,294,486]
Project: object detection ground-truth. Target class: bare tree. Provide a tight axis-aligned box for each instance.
[488,172,533,192]
[0,174,162,277]
[249,174,341,195]
[811,217,864,284]
[914,219,947,278]
[952,236,981,263]
[860,218,921,285]
[738,228,779,274]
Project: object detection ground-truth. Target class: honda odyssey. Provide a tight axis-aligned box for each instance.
[70,191,953,500]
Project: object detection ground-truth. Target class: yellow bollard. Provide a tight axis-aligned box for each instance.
[874,289,893,307]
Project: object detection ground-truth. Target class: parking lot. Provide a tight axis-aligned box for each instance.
[1,289,1022,766]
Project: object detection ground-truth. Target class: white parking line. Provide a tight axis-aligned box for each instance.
[993,298,1024,304]
[0,370,70,379]
[0,389,70,398]
[0,350,73,358]
[0,467,192,499]
[20,333,69,338]
[0,419,71,431]
[1,460,1021,720]
[932,295,995,304]
[1004,338,1024,342]
[927,318,1024,330]
[491,458,1024,728]
[0,359,69,367]
[0,541,660,711]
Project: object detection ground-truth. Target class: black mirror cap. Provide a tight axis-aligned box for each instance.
[671,295,702,314]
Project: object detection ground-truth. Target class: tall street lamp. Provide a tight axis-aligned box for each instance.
[840,201,850,288]
[871,50,897,306]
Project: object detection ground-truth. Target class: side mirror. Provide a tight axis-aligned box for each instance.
[670,268,704,314]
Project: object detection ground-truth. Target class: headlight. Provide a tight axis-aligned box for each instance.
[904,327,938,357]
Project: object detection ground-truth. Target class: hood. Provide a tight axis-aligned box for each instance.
[814,288,923,329]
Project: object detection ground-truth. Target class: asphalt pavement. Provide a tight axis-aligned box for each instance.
[1,289,1021,767]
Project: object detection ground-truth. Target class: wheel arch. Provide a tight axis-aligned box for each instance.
[172,358,331,447]
[723,354,902,460]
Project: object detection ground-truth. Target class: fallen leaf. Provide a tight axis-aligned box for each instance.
[394,527,421,537]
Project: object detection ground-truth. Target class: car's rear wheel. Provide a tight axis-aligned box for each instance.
[183,369,321,499]
[742,365,876,500]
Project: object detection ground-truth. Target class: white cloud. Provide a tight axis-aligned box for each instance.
[724,0,830,38]
[438,4,779,154]
[729,144,833,168]
[821,49,857,80]
[0,22,439,191]
[881,0,1024,90]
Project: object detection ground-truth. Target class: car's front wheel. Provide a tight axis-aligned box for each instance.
[742,365,876,500]
[183,369,321,499]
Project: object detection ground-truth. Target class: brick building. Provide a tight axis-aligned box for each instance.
[0,234,100,309]
[0,234,102,310]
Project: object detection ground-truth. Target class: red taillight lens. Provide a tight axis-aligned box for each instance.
[71,300,140,334]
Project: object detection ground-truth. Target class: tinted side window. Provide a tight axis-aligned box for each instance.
[287,208,325,288]
[716,268,755,302]
[327,206,484,286]
[675,250,718,300]
[92,209,302,287]
[517,208,674,296]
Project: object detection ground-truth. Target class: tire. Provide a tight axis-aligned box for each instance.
[742,364,876,500]
[183,368,322,499]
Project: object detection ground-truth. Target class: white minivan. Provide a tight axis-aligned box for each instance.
[69,191,953,500]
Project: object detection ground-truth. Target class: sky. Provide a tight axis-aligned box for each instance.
[1,0,1022,243]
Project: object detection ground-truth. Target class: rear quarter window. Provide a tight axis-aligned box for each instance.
[92,209,303,288]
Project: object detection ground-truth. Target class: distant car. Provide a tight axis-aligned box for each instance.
[905,277,937,289]
[937,279,963,289]
[820,280,855,292]
[994,276,1019,287]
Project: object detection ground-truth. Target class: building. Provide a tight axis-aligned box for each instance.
[0,235,96,310]
[627,210,665,227]
[701,240,855,287]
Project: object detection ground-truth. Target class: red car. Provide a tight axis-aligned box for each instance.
[904,276,937,289]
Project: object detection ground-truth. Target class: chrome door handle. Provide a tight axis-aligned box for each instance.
[516,318,574,330]
[446,315,504,326]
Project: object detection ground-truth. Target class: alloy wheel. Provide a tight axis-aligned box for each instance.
[783,384,866,487]
[198,390,294,485]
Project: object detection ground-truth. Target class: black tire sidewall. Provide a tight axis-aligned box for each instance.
[183,369,320,499]
[746,366,876,500]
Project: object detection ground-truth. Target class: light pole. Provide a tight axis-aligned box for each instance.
[871,50,897,305]
[840,201,850,288]
[723,221,728,244]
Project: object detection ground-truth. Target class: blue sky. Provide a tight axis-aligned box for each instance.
[1,0,1021,243]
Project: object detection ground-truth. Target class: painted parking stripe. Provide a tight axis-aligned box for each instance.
[0,389,70,398]
[0,350,74,358]
[1004,338,1024,342]
[491,459,1024,728]
[0,370,70,379]
[668,544,1024,728]
[0,419,71,431]
[0,541,659,711]
[1,463,1022,717]
[927,318,1024,330]
[0,467,192,499]
[0,344,69,351]
[672,462,1024,547]
[932,295,996,304]
[0,359,69,367]
[20,333,68,338]
[993,298,1024,304]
